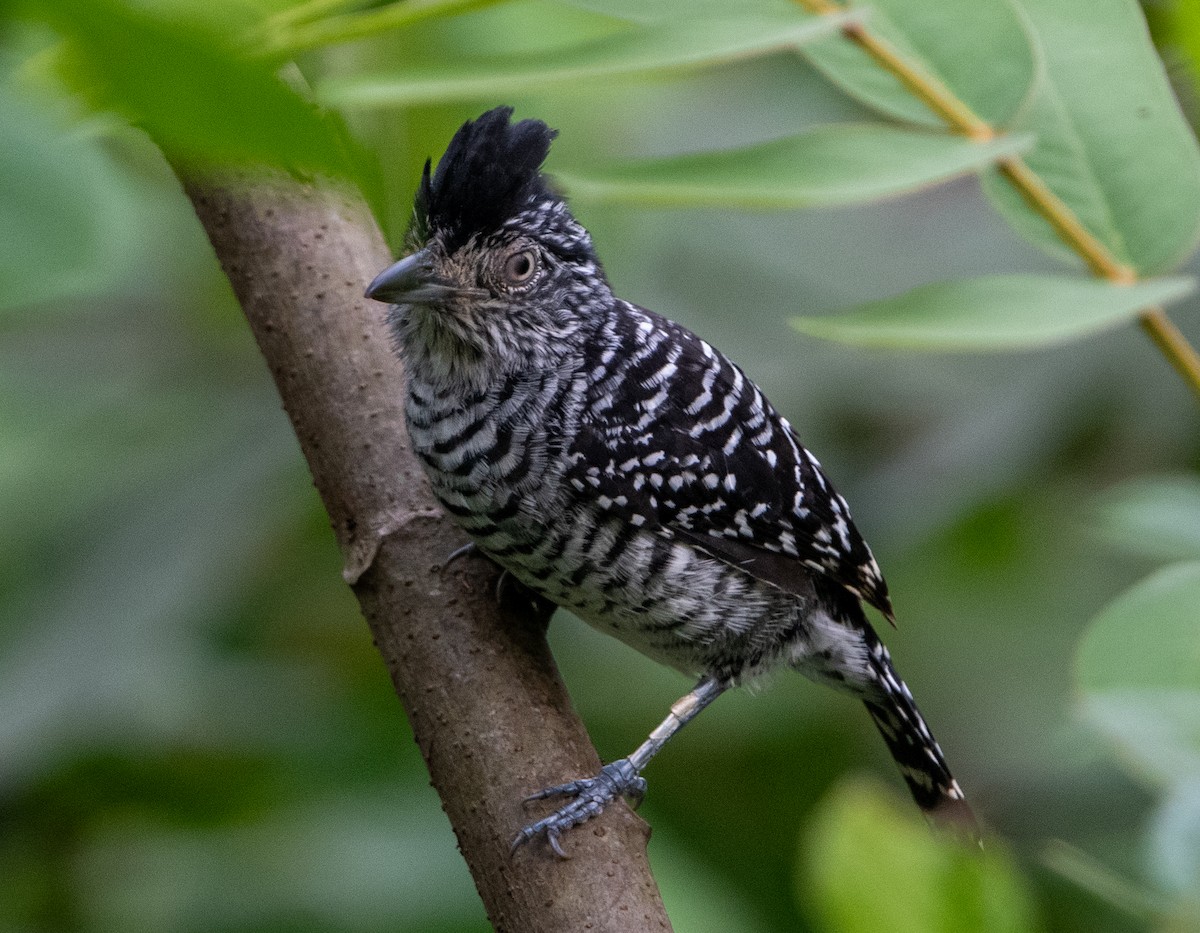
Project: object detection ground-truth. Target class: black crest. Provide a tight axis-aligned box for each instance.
[413,107,558,252]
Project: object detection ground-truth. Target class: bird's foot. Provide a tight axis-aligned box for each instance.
[512,759,646,858]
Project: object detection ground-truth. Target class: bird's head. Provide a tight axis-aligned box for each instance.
[367,107,609,382]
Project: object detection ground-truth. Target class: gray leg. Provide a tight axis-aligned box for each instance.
[512,675,726,857]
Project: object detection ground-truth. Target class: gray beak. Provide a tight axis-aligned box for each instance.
[365,248,447,303]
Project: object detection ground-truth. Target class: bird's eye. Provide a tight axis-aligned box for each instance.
[503,249,538,286]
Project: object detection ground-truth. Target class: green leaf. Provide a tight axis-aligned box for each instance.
[1094,476,1200,562]
[800,0,1039,128]
[23,0,350,173]
[790,275,1195,350]
[981,0,1200,274]
[0,86,141,311]
[1077,563,1200,787]
[561,0,797,23]
[800,779,1038,933]
[1079,564,1200,694]
[318,10,854,107]
[557,125,1032,209]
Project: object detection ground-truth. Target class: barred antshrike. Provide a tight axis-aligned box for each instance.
[366,107,976,856]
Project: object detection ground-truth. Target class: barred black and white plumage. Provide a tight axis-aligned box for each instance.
[367,107,977,854]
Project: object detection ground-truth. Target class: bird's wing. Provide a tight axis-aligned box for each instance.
[564,309,894,620]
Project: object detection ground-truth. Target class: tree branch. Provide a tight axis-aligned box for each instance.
[181,169,673,932]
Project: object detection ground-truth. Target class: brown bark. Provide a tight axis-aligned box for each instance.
[182,170,672,932]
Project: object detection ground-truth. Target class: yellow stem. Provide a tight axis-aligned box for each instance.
[1139,308,1200,395]
[996,157,1136,283]
[841,21,993,141]
[798,0,980,135]
[796,0,1200,399]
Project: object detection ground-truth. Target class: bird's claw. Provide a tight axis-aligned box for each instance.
[439,544,522,603]
[511,759,647,858]
[438,541,479,570]
[439,543,555,620]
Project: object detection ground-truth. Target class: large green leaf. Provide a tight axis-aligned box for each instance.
[800,779,1038,933]
[1078,563,1200,694]
[791,275,1195,350]
[1094,476,1200,562]
[800,0,1039,129]
[562,0,797,22]
[20,0,350,172]
[1077,563,1200,788]
[981,0,1200,274]
[556,125,1031,209]
[319,10,853,107]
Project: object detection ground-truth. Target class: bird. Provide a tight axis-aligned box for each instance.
[365,106,977,856]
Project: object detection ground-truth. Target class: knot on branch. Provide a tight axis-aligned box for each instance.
[342,506,444,584]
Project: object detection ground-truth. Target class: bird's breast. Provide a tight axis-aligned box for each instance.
[403,368,579,547]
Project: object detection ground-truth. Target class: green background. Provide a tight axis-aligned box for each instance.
[2,0,1199,930]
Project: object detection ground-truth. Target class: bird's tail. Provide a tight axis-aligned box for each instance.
[860,631,979,837]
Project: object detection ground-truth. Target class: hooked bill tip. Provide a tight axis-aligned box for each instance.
[365,250,432,303]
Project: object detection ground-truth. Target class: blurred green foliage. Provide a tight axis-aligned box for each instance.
[802,780,1039,933]
[2,0,1200,931]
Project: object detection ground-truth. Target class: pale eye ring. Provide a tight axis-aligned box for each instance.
[503,249,538,285]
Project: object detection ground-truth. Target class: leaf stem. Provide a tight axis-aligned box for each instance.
[995,157,1135,282]
[1139,307,1200,393]
[796,0,988,137]
[795,0,1200,398]
[841,22,993,141]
